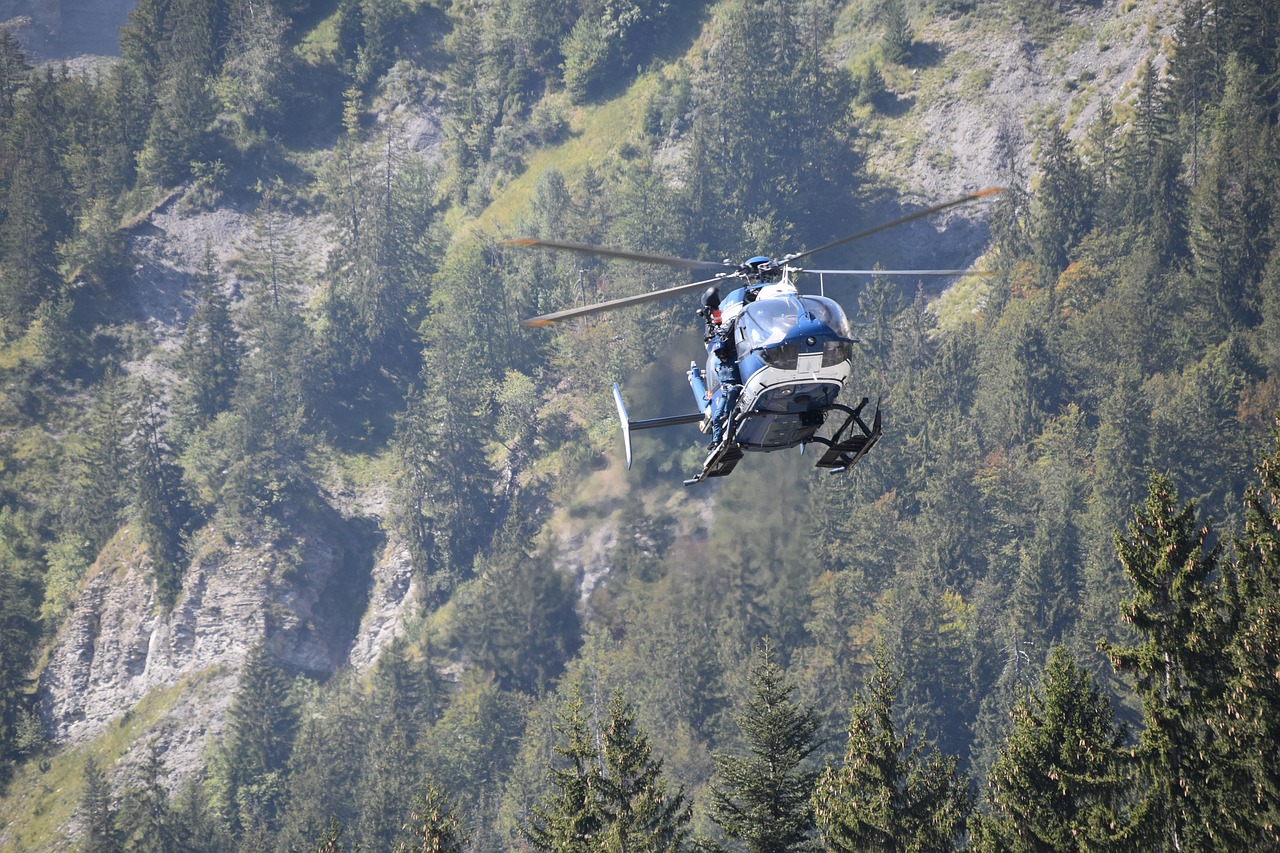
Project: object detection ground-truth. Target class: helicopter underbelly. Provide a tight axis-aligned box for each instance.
[733,358,851,449]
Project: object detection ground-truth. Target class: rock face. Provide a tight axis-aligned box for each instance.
[34,502,405,774]
[1,0,134,59]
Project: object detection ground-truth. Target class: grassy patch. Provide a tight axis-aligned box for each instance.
[0,676,207,850]
[450,76,659,242]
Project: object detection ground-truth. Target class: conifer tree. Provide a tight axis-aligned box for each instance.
[174,245,241,439]
[115,740,176,853]
[208,642,299,838]
[356,638,436,849]
[524,688,604,852]
[1098,473,1229,850]
[395,780,467,853]
[880,0,912,65]
[68,371,132,551]
[1214,428,1280,846]
[77,758,121,853]
[596,692,692,853]
[970,645,1133,851]
[813,646,971,852]
[525,689,691,852]
[130,380,191,608]
[710,639,821,852]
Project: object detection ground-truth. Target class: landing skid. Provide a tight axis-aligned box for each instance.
[808,398,882,473]
[684,442,745,485]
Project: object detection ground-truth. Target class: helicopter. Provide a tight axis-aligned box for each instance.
[508,188,1003,485]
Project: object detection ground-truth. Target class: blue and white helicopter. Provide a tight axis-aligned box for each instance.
[511,189,1001,485]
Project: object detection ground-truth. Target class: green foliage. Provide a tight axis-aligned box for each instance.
[451,535,581,695]
[710,639,821,852]
[813,646,971,852]
[971,645,1133,851]
[879,0,912,65]
[524,689,691,852]
[1098,474,1230,850]
[76,758,121,853]
[1212,429,1280,846]
[207,642,300,839]
[394,779,468,853]
[129,381,193,608]
[173,245,241,440]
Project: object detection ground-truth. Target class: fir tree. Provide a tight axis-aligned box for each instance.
[115,740,176,853]
[1098,473,1230,850]
[524,688,691,852]
[395,780,468,853]
[880,0,912,65]
[77,758,121,853]
[174,244,241,439]
[710,639,821,852]
[971,645,1134,851]
[524,688,603,852]
[1214,428,1280,846]
[129,380,191,608]
[207,642,299,838]
[813,646,971,852]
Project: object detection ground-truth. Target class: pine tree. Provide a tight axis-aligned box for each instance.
[77,758,121,853]
[129,381,191,608]
[880,0,912,65]
[813,646,971,853]
[970,645,1134,851]
[395,780,468,853]
[173,244,241,439]
[1214,428,1280,846]
[1098,473,1230,850]
[356,638,436,849]
[207,642,299,838]
[710,639,821,852]
[115,740,176,853]
[524,688,691,852]
[66,371,132,552]
[524,688,604,852]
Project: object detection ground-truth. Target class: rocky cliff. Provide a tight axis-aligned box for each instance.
[34,501,416,787]
[1,0,134,59]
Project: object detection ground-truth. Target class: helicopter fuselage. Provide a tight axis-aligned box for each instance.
[698,281,855,451]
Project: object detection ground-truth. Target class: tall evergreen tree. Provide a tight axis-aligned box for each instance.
[524,688,605,852]
[174,245,241,439]
[395,780,468,853]
[115,740,177,852]
[970,645,1134,851]
[812,646,971,853]
[77,758,121,853]
[710,639,821,852]
[207,642,299,839]
[1098,473,1230,850]
[130,380,191,608]
[1214,428,1280,846]
[525,688,691,852]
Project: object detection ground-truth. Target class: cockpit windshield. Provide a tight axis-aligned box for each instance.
[737,295,854,351]
[738,297,800,349]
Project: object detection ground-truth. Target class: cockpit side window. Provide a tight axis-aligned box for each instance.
[798,295,854,338]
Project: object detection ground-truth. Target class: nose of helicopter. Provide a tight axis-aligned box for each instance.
[786,313,838,352]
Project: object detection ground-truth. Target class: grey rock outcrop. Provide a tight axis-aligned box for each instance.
[36,504,381,767]
[1,0,134,60]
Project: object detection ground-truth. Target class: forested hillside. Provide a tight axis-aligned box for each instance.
[2,0,1280,849]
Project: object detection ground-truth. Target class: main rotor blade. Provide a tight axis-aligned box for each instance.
[803,268,1001,276]
[785,187,1005,264]
[524,274,733,327]
[505,237,719,270]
